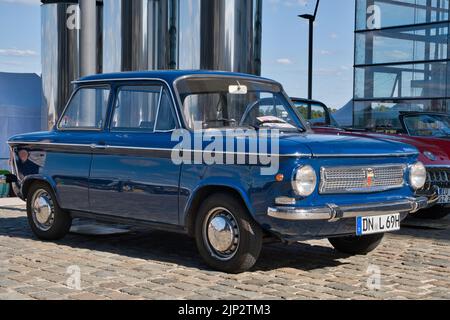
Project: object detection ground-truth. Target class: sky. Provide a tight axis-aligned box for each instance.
[0,0,355,110]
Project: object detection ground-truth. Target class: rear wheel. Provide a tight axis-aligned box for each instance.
[411,205,450,220]
[328,234,384,255]
[195,193,263,273]
[26,182,72,240]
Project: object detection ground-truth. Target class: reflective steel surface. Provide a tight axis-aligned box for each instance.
[102,0,123,73]
[80,0,97,77]
[102,0,262,73]
[31,189,54,231]
[178,0,262,74]
[43,0,263,126]
[103,0,178,72]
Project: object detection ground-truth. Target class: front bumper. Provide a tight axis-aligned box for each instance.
[267,197,429,221]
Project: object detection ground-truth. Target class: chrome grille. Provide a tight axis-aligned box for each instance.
[423,167,450,190]
[319,164,406,194]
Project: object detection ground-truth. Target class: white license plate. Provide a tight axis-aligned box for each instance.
[438,188,450,204]
[356,214,401,236]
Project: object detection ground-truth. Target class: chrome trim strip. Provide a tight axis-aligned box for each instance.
[8,145,22,184]
[312,153,418,158]
[6,141,417,159]
[8,141,91,148]
[6,141,310,158]
[267,197,429,221]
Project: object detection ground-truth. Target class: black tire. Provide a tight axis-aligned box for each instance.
[8,182,17,198]
[26,182,72,240]
[195,193,263,273]
[328,233,384,255]
[411,205,450,220]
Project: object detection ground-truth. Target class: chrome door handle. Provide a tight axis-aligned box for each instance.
[90,144,108,150]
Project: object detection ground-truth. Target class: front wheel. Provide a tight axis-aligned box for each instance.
[195,193,263,273]
[26,182,72,240]
[328,234,384,255]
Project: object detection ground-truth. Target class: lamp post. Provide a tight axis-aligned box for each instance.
[299,0,320,100]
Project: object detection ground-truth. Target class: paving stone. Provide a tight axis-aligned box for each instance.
[0,205,449,300]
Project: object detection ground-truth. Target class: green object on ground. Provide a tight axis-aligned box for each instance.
[0,169,11,198]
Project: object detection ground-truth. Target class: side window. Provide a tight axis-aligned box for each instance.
[111,85,177,132]
[59,87,110,130]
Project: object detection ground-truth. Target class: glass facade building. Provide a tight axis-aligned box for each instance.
[354,0,450,130]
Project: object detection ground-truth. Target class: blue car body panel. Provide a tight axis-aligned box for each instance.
[8,70,422,240]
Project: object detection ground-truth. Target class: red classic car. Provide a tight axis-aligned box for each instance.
[292,97,448,219]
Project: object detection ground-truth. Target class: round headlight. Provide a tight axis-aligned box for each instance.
[292,165,317,197]
[409,162,427,190]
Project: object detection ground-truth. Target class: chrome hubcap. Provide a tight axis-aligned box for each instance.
[31,190,54,231]
[204,208,239,261]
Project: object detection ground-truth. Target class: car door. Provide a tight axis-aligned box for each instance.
[88,82,182,225]
[50,85,111,212]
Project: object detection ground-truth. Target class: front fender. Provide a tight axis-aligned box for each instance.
[191,177,254,214]
[179,165,257,232]
[20,174,60,203]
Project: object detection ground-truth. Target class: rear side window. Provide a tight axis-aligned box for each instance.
[59,87,110,130]
[111,85,177,132]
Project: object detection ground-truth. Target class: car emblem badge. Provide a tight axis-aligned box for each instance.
[366,168,375,187]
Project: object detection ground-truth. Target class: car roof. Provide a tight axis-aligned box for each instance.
[74,70,277,85]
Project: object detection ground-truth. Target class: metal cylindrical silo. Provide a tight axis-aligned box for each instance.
[178,0,201,70]
[178,0,262,75]
[41,0,263,128]
[41,1,80,129]
[103,0,178,72]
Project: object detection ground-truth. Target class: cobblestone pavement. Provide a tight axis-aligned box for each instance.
[0,204,449,300]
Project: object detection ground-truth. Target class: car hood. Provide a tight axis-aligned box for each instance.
[279,133,418,158]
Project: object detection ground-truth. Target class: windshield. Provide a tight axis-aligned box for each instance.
[403,114,450,137]
[176,77,305,131]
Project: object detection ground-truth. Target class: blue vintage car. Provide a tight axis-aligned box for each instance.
[8,71,428,273]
